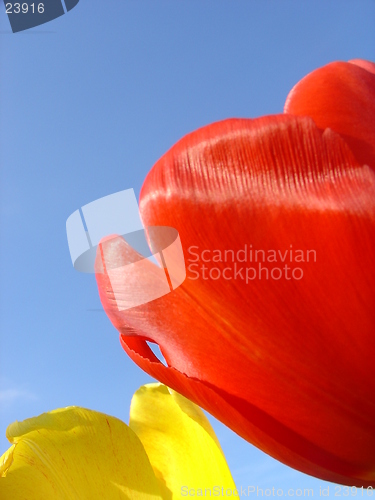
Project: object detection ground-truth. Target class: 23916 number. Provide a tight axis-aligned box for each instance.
[5,3,44,14]
[334,486,374,497]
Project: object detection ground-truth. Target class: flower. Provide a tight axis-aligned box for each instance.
[0,384,235,498]
[95,60,375,487]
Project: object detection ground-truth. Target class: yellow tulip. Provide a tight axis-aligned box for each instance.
[0,383,236,499]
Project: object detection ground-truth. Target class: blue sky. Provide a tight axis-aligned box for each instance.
[1,0,374,493]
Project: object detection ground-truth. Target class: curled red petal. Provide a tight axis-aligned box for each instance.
[284,60,375,171]
[96,115,375,486]
[120,335,374,487]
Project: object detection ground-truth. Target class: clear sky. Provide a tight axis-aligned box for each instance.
[1,0,374,494]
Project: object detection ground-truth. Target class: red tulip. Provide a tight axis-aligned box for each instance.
[96,60,375,487]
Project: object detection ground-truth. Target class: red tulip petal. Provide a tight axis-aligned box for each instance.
[284,60,375,171]
[349,59,375,76]
[120,335,373,487]
[96,116,375,486]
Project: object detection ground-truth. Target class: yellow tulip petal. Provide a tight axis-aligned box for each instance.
[0,406,162,500]
[129,384,236,499]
